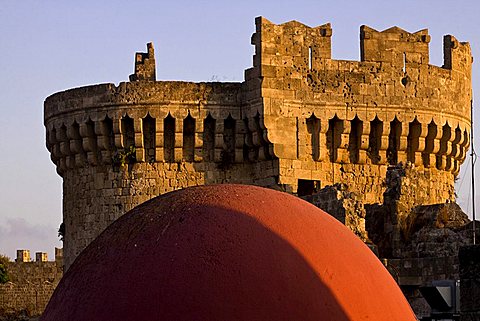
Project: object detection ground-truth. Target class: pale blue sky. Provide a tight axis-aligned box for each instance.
[1,0,478,259]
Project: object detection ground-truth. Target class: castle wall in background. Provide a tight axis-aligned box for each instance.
[0,249,63,319]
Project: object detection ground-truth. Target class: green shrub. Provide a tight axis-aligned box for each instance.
[112,146,136,167]
[0,254,10,284]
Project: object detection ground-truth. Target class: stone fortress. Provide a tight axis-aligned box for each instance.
[44,17,477,317]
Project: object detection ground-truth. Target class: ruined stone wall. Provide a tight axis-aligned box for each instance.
[0,261,62,318]
[364,164,470,259]
[302,183,369,241]
[45,17,472,269]
[251,17,471,202]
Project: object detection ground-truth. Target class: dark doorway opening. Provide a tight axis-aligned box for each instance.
[297,179,321,197]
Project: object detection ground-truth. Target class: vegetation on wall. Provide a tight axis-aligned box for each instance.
[0,254,10,284]
[112,146,136,167]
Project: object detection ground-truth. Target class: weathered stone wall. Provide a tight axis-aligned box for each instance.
[45,17,472,269]
[0,260,62,319]
[460,245,480,321]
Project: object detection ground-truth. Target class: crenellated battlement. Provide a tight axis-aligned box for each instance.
[360,25,430,65]
[45,17,473,269]
[0,248,63,318]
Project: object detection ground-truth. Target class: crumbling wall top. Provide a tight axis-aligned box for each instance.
[129,42,156,82]
[443,34,472,72]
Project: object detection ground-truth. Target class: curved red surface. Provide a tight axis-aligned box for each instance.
[41,184,415,321]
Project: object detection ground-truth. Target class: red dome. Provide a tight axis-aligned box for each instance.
[41,184,415,321]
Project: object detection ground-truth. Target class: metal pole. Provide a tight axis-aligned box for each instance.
[471,98,476,245]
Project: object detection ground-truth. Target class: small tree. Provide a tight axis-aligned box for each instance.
[58,222,65,242]
[0,254,10,284]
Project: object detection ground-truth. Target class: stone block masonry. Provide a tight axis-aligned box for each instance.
[44,17,472,270]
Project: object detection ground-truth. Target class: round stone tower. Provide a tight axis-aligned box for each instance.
[45,17,472,269]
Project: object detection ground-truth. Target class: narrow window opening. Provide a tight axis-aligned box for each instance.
[143,114,156,163]
[306,114,320,161]
[183,114,196,162]
[296,117,300,159]
[164,114,175,162]
[85,119,96,147]
[222,115,236,165]
[103,116,115,151]
[99,117,114,164]
[297,179,321,197]
[203,114,216,162]
[422,121,437,167]
[71,122,82,144]
[327,116,343,162]
[308,47,313,70]
[349,117,362,163]
[368,117,383,164]
[387,118,401,165]
[71,122,80,139]
[401,53,409,86]
[86,119,98,162]
[407,118,421,164]
[121,115,135,149]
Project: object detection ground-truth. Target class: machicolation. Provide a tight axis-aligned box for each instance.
[45,15,473,295]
